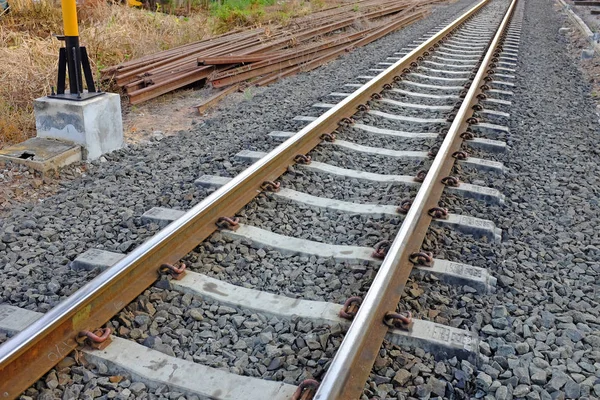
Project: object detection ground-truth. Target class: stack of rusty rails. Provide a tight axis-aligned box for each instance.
[102,0,443,105]
[571,0,600,13]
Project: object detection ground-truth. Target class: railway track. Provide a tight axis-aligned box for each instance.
[0,0,523,397]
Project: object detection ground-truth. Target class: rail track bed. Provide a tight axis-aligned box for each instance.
[2,0,600,398]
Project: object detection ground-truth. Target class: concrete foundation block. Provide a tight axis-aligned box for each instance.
[34,93,123,160]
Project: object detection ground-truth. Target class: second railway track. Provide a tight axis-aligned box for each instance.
[0,0,524,398]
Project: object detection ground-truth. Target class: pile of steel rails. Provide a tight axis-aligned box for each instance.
[101,0,444,104]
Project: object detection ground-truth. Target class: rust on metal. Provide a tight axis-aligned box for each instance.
[372,240,391,259]
[160,262,187,280]
[414,170,427,182]
[294,154,312,164]
[338,117,355,127]
[77,328,112,350]
[260,180,281,192]
[383,311,413,331]
[452,150,469,160]
[441,176,460,187]
[292,379,320,400]
[339,296,362,320]
[397,199,413,214]
[409,251,434,267]
[428,206,449,219]
[195,84,241,115]
[215,216,240,230]
[102,1,437,104]
[320,132,336,142]
[460,131,475,140]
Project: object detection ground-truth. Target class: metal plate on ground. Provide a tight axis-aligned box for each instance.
[0,137,81,172]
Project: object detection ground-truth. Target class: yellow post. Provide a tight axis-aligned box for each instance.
[61,0,79,37]
[54,0,99,97]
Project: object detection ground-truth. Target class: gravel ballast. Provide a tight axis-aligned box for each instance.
[8,0,600,399]
[470,0,600,397]
[0,0,483,315]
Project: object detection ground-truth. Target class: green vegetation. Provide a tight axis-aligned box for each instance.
[209,0,277,32]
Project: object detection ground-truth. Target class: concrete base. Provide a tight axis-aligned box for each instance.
[34,93,123,160]
[0,137,81,172]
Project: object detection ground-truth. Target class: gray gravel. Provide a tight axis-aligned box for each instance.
[364,341,479,399]
[7,0,570,398]
[112,288,344,384]
[239,194,401,245]
[309,144,428,175]
[336,127,435,151]
[185,230,377,303]
[0,0,483,316]
[471,0,600,396]
[279,168,419,204]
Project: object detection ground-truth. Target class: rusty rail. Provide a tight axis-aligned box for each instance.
[102,0,446,104]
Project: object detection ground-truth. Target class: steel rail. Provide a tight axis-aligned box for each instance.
[0,0,486,397]
[314,0,518,397]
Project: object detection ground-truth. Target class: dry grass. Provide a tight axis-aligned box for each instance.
[0,0,329,148]
[0,0,209,147]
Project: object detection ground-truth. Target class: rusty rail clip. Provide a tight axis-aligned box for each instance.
[397,199,412,214]
[261,180,281,192]
[372,240,391,259]
[339,296,362,320]
[409,251,434,267]
[414,170,427,183]
[460,131,475,140]
[160,262,187,280]
[216,216,240,230]
[294,154,312,164]
[320,132,336,142]
[338,117,354,127]
[452,151,469,160]
[441,176,460,187]
[428,147,439,158]
[292,379,320,400]
[78,328,112,350]
[384,311,413,331]
[428,207,449,219]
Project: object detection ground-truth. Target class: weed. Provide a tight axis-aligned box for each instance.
[243,86,254,101]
